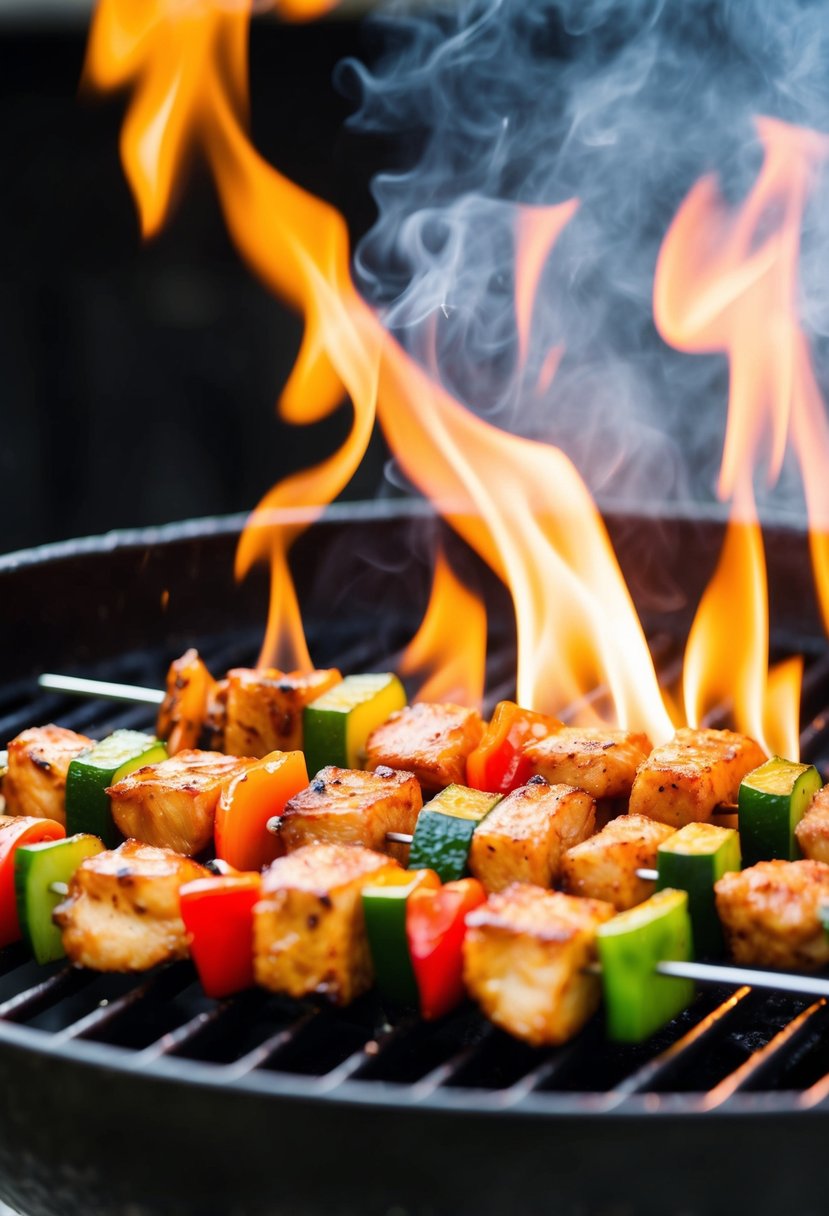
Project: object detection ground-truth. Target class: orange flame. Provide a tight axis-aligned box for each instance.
[655,116,829,756]
[85,0,674,742]
[399,549,486,708]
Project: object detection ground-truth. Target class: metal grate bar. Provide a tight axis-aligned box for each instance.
[134,1002,237,1064]
[0,966,88,1022]
[699,1000,827,1109]
[222,1008,321,1080]
[51,966,191,1043]
[410,1027,499,1099]
[315,1016,419,1092]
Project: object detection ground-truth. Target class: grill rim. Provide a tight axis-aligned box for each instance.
[3,509,829,1129]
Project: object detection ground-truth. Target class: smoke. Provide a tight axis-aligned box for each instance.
[336,0,829,522]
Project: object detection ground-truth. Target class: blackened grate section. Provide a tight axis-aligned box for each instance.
[3,631,829,1118]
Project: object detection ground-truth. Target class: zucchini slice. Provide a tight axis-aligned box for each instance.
[738,757,822,867]
[656,822,740,956]
[303,674,406,774]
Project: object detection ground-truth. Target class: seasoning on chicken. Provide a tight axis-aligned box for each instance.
[278,765,422,862]
[468,777,596,893]
[560,813,675,911]
[202,677,229,750]
[223,667,342,759]
[156,649,217,754]
[108,750,252,856]
[524,727,652,800]
[463,884,615,1046]
[628,727,766,828]
[715,859,829,970]
[54,839,209,971]
[365,702,485,792]
[3,725,94,826]
[794,786,829,864]
[253,842,400,1004]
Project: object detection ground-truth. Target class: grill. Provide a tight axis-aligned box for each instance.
[1,503,829,1216]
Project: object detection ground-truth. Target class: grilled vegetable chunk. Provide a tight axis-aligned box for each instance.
[795,786,829,863]
[108,750,251,856]
[279,766,422,861]
[253,843,400,1004]
[366,702,484,792]
[629,727,766,827]
[524,727,652,800]
[157,649,216,754]
[463,884,615,1046]
[561,813,675,911]
[224,667,342,759]
[468,778,595,892]
[715,859,829,970]
[54,840,209,971]
[4,725,94,826]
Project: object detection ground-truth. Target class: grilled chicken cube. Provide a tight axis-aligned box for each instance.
[560,813,675,911]
[108,750,252,856]
[463,884,615,1046]
[629,727,766,828]
[201,677,229,751]
[469,778,595,893]
[795,786,829,863]
[365,702,485,792]
[156,648,217,754]
[524,727,652,800]
[223,667,342,759]
[715,859,829,970]
[279,765,422,862]
[54,839,209,971]
[3,725,94,825]
[253,842,400,1004]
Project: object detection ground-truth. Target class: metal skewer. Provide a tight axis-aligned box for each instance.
[39,673,165,707]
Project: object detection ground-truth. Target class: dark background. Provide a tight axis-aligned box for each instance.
[0,9,394,557]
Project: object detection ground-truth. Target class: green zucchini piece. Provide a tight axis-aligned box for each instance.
[66,731,168,847]
[408,784,501,882]
[302,673,406,774]
[362,869,438,1005]
[656,822,741,956]
[597,888,695,1043]
[15,834,105,964]
[738,757,822,867]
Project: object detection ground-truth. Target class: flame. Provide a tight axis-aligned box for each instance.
[399,549,486,708]
[655,116,829,756]
[85,0,676,743]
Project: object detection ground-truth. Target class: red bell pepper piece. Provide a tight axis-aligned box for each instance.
[0,816,65,948]
[466,701,561,794]
[214,749,308,872]
[179,873,261,998]
[406,877,486,1020]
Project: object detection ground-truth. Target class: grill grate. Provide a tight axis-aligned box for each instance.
[3,628,829,1119]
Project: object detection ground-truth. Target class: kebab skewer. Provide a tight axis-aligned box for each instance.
[1,666,821,1045]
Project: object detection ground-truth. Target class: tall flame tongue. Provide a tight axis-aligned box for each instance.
[399,548,486,709]
[84,0,673,740]
[655,116,829,757]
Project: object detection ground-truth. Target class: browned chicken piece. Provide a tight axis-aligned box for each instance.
[463,884,615,1046]
[715,859,829,970]
[54,839,209,971]
[108,750,252,856]
[365,702,485,792]
[3,725,94,825]
[468,778,596,893]
[560,813,675,911]
[253,842,400,1004]
[156,649,217,754]
[223,667,342,759]
[279,765,422,863]
[524,726,652,800]
[795,786,829,864]
[628,727,766,828]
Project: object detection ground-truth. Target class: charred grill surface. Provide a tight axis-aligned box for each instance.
[1,510,829,1216]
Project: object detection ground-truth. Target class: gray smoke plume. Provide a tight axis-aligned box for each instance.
[337,0,829,525]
